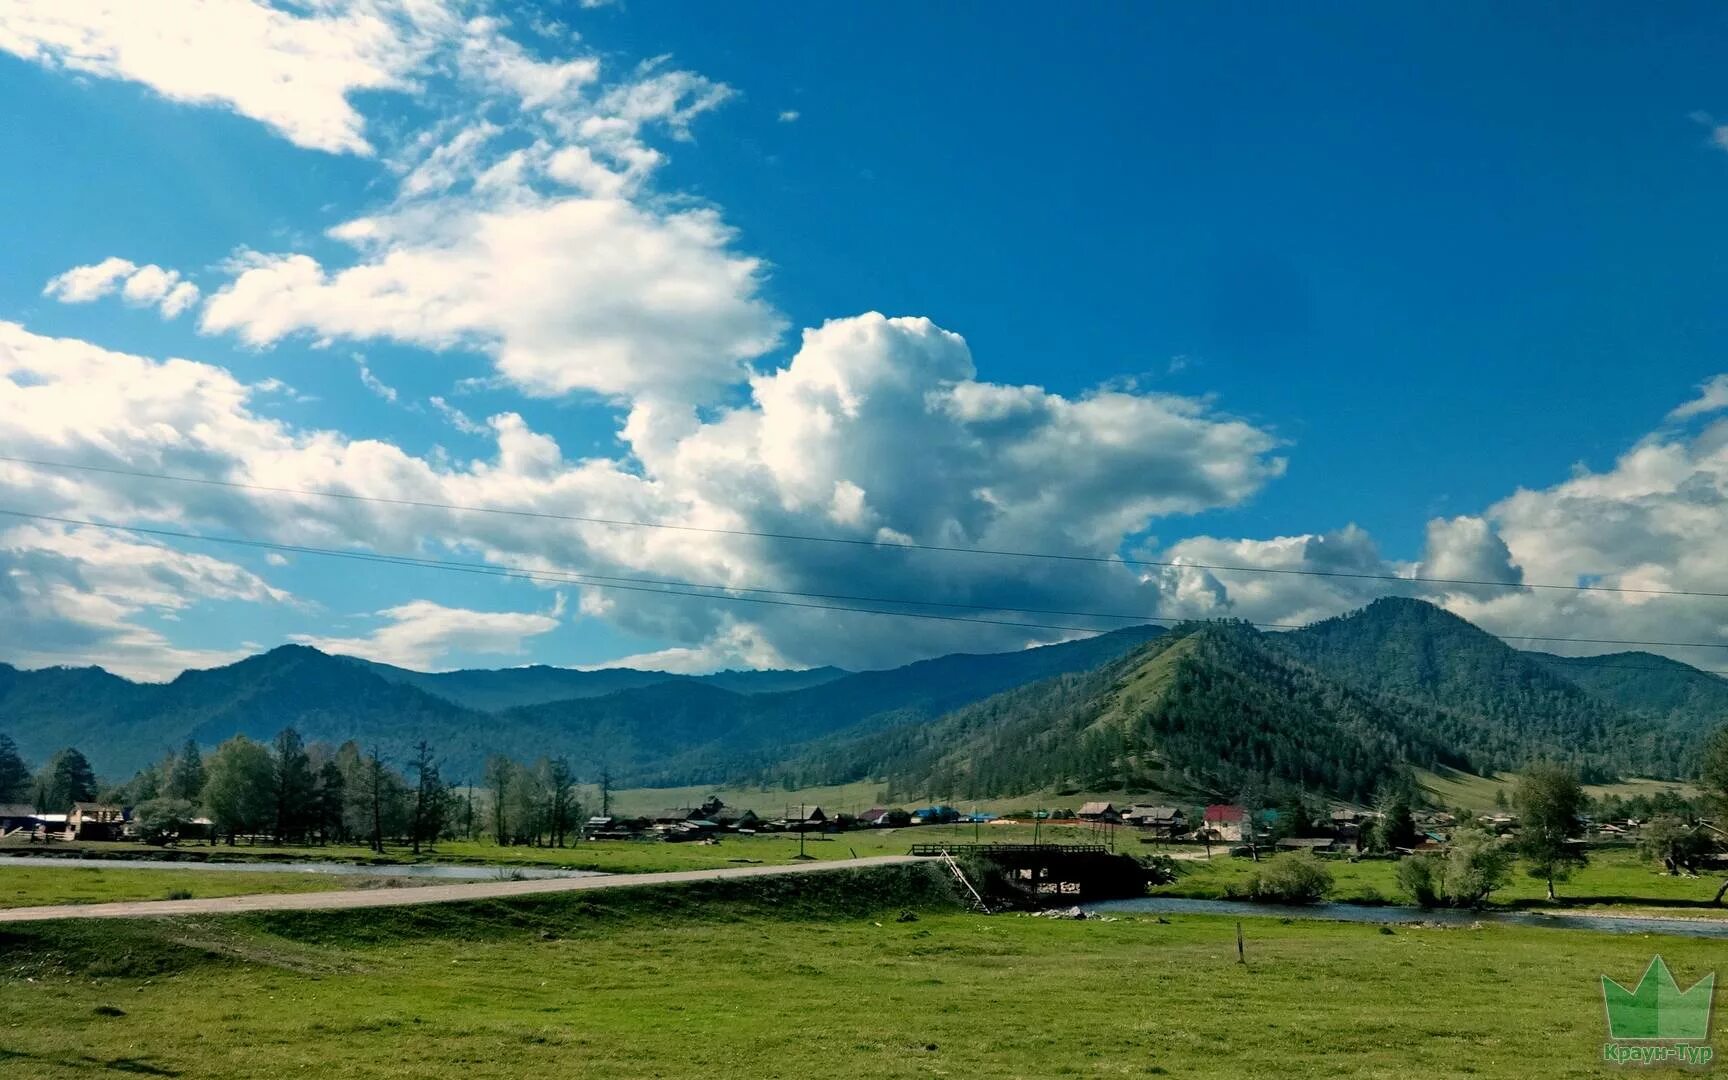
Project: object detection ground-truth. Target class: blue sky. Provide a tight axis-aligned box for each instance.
[3,3,1728,679]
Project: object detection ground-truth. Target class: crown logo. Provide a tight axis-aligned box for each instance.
[1602,956,1715,1042]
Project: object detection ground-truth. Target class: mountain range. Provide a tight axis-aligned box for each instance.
[0,624,1164,784]
[2,598,1723,799]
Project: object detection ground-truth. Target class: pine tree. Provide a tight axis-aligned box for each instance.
[271,728,317,842]
[167,739,206,803]
[0,733,30,802]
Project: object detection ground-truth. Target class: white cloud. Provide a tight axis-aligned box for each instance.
[596,622,792,674]
[43,257,199,318]
[201,196,784,401]
[290,597,560,669]
[1667,374,1728,423]
[1143,393,1728,666]
[778,109,800,123]
[353,356,399,403]
[430,395,486,434]
[40,256,136,302]
[0,520,287,680]
[0,0,454,155]
[0,317,1284,674]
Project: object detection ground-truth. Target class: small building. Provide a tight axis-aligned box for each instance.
[1077,801,1121,824]
[0,804,41,836]
[859,807,891,827]
[783,806,828,830]
[1200,804,1247,843]
[1124,805,1185,835]
[912,805,959,825]
[1275,836,1339,853]
[69,802,125,841]
[712,806,759,830]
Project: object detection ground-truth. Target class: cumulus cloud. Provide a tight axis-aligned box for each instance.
[0,0,455,155]
[202,197,783,401]
[290,597,562,669]
[0,317,1284,673]
[43,257,199,317]
[176,17,778,403]
[1142,391,1728,666]
[0,520,287,680]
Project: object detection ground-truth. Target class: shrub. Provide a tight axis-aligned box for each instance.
[1397,827,1513,909]
[1241,852,1333,905]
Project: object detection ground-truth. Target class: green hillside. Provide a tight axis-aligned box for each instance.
[777,622,1465,802]
[1269,597,1678,779]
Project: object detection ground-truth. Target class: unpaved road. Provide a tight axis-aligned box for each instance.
[0,855,923,923]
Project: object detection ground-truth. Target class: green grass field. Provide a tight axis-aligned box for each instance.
[1154,845,1728,914]
[0,863,1719,1079]
[0,865,441,909]
[1414,766,1696,813]
[616,769,1700,821]
[1,822,1118,880]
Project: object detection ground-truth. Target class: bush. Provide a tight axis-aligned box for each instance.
[133,797,198,845]
[1396,827,1513,909]
[1240,852,1333,905]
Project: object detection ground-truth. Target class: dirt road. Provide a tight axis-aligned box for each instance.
[0,855,924,923]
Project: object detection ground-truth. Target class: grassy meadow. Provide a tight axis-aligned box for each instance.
[0,863,1719,1079]
[0,865,423,910]
[1154,845,1728,915]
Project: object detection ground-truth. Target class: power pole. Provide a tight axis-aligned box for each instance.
[799,802,807,859]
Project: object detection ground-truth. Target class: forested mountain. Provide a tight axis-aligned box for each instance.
[1268,597,1677,779]
[6,597,1721,800]
[0,624,1163,784]
[499,623,1167,786]
[0,646,492,779]
[357,660,850,712]
[1528,651,1728,735]
[774,623,1466,802]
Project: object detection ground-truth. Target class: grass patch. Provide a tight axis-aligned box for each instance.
[1153,846,1728,913]
[0,866,415,909]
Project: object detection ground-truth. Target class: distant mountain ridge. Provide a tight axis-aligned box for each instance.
[354,659,851,712]
[0,625,1164,783]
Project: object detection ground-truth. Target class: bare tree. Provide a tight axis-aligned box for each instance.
[485,754,513,847]
[547,757,577,848]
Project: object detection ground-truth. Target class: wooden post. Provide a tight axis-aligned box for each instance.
[1236,921,1245,965]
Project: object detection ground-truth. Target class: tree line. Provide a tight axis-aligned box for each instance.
[0,730,603,854]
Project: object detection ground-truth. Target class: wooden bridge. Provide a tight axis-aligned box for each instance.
[908,843,1146,902]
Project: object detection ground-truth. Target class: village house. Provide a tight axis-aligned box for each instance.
[1199,804,1247,843]
[68,802,125,841]
[859,807,891,827]
[1077,801,1122,824]
[0,803,40,837]
[782,806,828,831]
[1123,805,1185,836]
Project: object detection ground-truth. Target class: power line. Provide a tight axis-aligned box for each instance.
[4,453,1725,600]
[6,507,1728,672]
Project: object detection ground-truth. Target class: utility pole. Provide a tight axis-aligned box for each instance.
[799,802,807,859]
